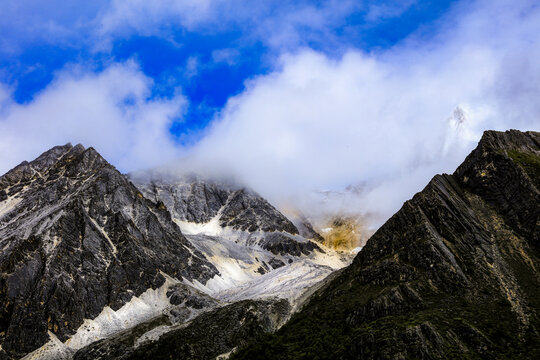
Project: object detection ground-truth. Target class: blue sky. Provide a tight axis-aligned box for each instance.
[1,0,539,224]
[1,0,456,139]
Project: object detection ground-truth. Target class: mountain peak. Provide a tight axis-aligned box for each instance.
[0,143,74,189]
[0,143,98,192]
[0,142,219,357]
[478,129,540,152]
[232,129,540,359]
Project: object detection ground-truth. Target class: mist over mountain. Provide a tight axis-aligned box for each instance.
[0,143,355,359]
[1,1,540,359]
[1,1,540,232]
[0,129,537,360]
[232,129,540,359]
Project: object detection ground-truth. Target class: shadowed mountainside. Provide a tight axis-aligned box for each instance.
[232,130,540,359]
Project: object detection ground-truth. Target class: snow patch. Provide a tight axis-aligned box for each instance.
[178,219,355,300]
[309,243,351,269]
[174,215,223,236]
[215,261,334,303]
[23,274,179,359]
[352,246,363,254]
[216,348,236,360]
[21,332,72,360]
[203,256,260,293]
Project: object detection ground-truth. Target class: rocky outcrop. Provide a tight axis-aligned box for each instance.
[0,144,218,359]
[131,175,230,224]
[293,216,325,243]
[260,233,322,257]
[232,130,540,359]
[218,189,299,234]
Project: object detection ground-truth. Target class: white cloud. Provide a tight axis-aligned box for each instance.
[1,0,539,230]
[0,0,108,53]
[0,1,424,56]
[212,49,240,66]
[365,0,416,22]
[0,62,185,174]
[94,0,363,51]
[179,0,540,226]
[97,0,217,37]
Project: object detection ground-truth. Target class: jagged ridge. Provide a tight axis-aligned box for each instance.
[232,130,540,359]
[0,144,218,358]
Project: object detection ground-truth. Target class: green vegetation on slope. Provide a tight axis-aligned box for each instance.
[507,149,540,189]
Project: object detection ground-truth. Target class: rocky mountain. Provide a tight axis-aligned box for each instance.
[231,130,540,359]
[129,173,349,300]
[131,174,299,234]
[0,144,352,359]
[6,129,535,360]
[0,144,219,359]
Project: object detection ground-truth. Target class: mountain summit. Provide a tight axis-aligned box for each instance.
[0,143,219,358]
[232,130,540,359]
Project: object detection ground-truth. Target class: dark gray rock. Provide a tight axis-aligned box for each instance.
[260,232,322,256]
[132,175,230,224]
[165,283,217,309]
[232,130,540,359]
[291,214,325,243]
[218,189,299,234]
[268,257,286,269]
[0,144,218,359]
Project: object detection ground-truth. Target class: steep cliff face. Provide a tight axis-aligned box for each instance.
[0,144,218,359]
[232,130,540,359]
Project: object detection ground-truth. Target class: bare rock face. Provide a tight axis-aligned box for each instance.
[131,175,230,224]
[259,233,322,257]
[131,175,299,234]
[0,144,218,359]
[232,130,540,359]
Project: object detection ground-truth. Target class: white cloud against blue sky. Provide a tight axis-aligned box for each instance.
[0,0,539,225]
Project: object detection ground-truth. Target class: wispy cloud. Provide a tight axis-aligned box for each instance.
[0,62,184,174]
[212,49,240,66]
[0,0,369,54]
[365,0,417,22]
[0,0,108,53]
